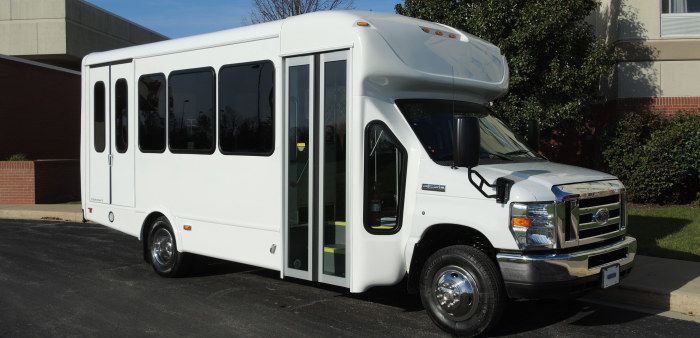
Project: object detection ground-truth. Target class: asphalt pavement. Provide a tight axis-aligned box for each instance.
[0,219,698,337]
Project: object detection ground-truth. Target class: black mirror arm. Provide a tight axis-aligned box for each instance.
[467,168,514,204]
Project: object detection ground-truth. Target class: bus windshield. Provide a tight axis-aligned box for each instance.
[396,99,540,165]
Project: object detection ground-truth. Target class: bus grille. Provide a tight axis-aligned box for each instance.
[554,180,627,249]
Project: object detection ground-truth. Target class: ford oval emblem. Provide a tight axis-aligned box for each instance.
[593,208,610,225]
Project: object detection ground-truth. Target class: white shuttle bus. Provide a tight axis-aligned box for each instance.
[81,11,637,335]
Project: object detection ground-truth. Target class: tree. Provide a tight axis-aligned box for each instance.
[395,0,617,136]
[250,0,354,23]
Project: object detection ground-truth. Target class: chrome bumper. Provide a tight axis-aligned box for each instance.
[497,236,637,285]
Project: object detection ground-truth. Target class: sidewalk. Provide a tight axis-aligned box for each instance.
[586,255,700,317]
[0,204,82,222]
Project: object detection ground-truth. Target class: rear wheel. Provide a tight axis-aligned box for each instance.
[147,216,190,277]
[420,245,505,336]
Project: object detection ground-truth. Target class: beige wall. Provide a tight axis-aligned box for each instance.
[0,0,166,69]
[0,0,67,55]
[593,1,700,99]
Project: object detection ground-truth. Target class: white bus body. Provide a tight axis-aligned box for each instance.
[81,11,636,335]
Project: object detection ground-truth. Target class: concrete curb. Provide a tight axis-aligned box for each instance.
[586,255,699,317]
[0,205,83,222]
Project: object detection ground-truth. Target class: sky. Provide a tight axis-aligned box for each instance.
[85,0,398,38]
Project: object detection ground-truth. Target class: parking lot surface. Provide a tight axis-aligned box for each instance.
[0,219,698,337]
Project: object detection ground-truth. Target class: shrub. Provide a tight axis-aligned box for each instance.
[6,153,28,161]
[604,112,700,204]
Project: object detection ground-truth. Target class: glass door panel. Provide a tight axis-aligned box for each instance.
[285,51,349,286]
[286,57,313,280]
[320,56,348,279]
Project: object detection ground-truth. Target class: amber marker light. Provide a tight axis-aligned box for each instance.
[511,217,532,227]
[357,21,370,27]
[421,26,430,33]
[435,31,444,36]
[183,225,192,231]
[449,33,457,39]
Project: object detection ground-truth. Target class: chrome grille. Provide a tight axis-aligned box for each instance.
[577,193,621,239]
[553,180,627,248]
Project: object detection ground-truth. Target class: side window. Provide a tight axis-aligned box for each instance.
[138,74,166,153]
[93,81,106,153]
[364,122,407,234]
[115,79,128,153]
[169,68,215,154]
[218,61,275,155]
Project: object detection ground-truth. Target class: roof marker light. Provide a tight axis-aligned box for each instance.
[435,31,444,36]
[357,21,370,27]
[449,33,457,39]
[421,26,430,33]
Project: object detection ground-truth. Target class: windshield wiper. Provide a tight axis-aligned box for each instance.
[484,152,513,161]
[503,150,530,156]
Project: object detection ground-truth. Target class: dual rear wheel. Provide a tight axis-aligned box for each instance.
[147,216,191,277]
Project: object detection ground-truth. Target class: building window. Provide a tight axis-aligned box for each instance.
[93,81,106,153]
[662,0,700,13]
[218,61,275,155]
[138,74,166,153]
[115,79,128,153]
[364,122,407,234]
[168,68,215,154]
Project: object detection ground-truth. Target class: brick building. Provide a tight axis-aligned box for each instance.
[0,0,166,204]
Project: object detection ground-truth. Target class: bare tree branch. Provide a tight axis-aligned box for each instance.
[248,0,354,24]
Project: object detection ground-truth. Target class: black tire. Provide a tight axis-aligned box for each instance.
[419,245,506,337]
[147,216,191,277]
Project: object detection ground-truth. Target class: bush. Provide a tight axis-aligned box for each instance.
[604,112,699,204]
[6,153,28,161]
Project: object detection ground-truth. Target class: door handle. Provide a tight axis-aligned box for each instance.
[108,154,113,166]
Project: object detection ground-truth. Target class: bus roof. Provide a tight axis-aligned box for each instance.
[83,11,508,100]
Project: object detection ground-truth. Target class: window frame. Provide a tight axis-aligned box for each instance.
[114,78,129,153]
[167,66,217,155]
[217,60,276,157]
[93,81,106,153]
[363,120,408,235]
[661,0,700,14]
[137,72,167,154]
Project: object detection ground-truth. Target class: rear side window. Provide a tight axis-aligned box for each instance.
[168,68,215,154]
[115,79,128,153]
[93,82,106,153]
[364,122,407,234]
[218,61,275,155]
[138,74,166,153]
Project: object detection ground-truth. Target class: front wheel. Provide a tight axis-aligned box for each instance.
[147,216,191,277]
[420,245,506,336]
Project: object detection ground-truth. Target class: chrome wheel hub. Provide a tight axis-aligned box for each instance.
[433,265,479,320]
[151,227,174,267]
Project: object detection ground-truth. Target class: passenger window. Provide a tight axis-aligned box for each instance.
[93,81,106,153]
[364,122,407,234]
[218,61,275,155]
[168,68,215,154]
[115,79,128,153]
[138,74,166,153]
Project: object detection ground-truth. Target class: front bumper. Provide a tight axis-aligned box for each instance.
[496,236,637,299]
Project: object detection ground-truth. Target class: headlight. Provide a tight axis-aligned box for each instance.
[510,202,557,250]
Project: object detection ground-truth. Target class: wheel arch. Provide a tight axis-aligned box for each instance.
[406,223,497,294]
[139,210,177,262]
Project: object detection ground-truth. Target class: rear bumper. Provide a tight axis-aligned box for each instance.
[496,236,637,299]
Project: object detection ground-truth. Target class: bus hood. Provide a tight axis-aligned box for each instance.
[474,161,618,189]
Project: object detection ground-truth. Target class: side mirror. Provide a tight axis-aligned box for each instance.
[453,115,480,168]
